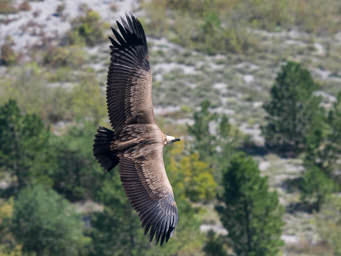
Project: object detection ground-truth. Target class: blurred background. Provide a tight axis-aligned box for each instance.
[0,0,341,255]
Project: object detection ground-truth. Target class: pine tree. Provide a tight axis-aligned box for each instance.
[300,91,341,211]
[216,153,284,256]
[262,61,322,155]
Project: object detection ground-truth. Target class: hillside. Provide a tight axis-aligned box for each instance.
[1,0,341,255]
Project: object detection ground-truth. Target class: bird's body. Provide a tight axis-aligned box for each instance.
[93,14,180,245]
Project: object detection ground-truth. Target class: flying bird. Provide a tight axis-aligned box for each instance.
[93,14,181,245]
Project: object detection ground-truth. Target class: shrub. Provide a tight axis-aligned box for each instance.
[316,196,341,255]
[1,42,17,66]
[43,46,87,68]
[66,9,106,47]
[18,2,31,12]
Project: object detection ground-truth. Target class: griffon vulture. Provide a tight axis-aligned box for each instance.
[93,14,180,245]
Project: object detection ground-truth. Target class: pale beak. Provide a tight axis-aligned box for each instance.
[166,135,181,144]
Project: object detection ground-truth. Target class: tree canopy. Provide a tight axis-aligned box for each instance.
[262,61,322,155]
[216,152,284,256]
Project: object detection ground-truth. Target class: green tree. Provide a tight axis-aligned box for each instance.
[89,173,150,256]
[187,100,242,167]
[301,166,335,211]
[49,122,105,201]
[0,100,51,190]
[203,231,228,256]
[11,185,89,256]
[262,61,322,155]
[216,153,284,256]
[320,91,341,173]
[300,91,341,211]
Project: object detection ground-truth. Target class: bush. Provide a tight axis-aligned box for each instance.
[262,62,322,156]
[0,63,72,123]
[18,2,31,12]
[1,63,105,124]
[316,196,341,255]
[66,9,106,47]
[165,141,217,203]
[1,43,17,66]
[143,0,259,54]
[43,46,87,68]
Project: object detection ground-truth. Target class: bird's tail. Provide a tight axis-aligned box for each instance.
[93,127,119,172]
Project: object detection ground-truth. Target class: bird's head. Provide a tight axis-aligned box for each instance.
[165,135,181,145]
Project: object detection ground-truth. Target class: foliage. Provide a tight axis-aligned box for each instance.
[1,41,17,66]
[187,100,242,166]
[300,166,336,212]
[0,63,71,123]
[43,46,87,68]
[66,9,106,47]
[89,173,151,256]
[203,231,229,256]
[318,91,341,174]
[0,64,106,124]
[0,198,23,256]
[49,121,105,201]
[165,140,217,203]
[0,100,52,190]
[300,91,341,211]
[11,184,89,256]
[262,61,322,155]
[216,152,284,256]
[316,196,341,256]
[143,0,341,54]
[67,74,106,124]
[143,0,259,54]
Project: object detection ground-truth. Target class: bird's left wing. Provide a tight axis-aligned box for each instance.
[119,142,178,245]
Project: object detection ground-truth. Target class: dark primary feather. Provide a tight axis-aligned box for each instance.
[107,14,153,134]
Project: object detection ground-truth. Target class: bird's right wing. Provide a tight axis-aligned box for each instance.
[119,142,178,245]
[107,14,154,133]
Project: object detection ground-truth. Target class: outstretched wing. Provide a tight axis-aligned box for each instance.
[107,14,154,133]
[119,142,178,245]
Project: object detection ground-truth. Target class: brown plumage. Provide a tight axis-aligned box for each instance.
[93,14,180,245]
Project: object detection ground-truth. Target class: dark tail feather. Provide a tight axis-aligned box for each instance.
[93,127,119,172]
